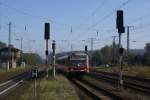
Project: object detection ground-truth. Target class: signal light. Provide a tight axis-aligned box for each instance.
[116,10,125,33]
[45,50,48,56]
[85,45,87,53]
[119,47,124,56]
[44,23,50,40]
[52,40,56,50]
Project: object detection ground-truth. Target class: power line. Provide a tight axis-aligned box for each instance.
[133,23,150,31]
[0,2,51,21]
[75,0,107,29]
[87,0,132,30]
[73,0,132,40]
[0,2,71,27]
[72,0,108,39]
[91,0,107,16]
[129,13,150,25]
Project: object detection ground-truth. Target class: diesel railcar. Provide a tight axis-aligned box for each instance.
[57,52,89,74]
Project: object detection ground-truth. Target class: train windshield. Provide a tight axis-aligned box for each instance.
[70,60,85,65]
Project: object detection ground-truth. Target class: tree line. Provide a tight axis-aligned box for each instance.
[20,53,42,65]
[91,43,150,66]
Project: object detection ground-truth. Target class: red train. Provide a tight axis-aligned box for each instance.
[57,52,90,74]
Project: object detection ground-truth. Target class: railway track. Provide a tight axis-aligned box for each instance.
[89,71,150,94]
[0,72,30,97]
[70,78,125,100]
[0,67,47,98]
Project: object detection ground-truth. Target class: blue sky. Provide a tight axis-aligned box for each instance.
[0,0,150,57]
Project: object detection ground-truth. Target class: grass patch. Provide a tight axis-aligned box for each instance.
[0,67,31,83]
[93,66,150,79]
[6,75,79,100]
[123,66,150,78]
[93,66,113,72]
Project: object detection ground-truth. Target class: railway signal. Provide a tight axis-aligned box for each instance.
[52,40,56,53]
[85,45,87,54]
[116,10,125,47]
[119,47,124,56]
[116,10,125,33]
[44,23,50,40]
[44,22,50,78]
[116,10,125,90]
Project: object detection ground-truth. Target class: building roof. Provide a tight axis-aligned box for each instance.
[57,55,68,60]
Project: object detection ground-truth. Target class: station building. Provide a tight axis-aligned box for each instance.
[0,44,21,69]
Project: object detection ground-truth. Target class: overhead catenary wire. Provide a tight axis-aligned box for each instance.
[68,0,108,42]
[87,0,132,31]
[76,0,107,27]
[0,1,74,51]
[73,0,133,41]
[91,0,108,16]
[129,13,150,25]
[133,23,150,31]
[0,2,71,28]
[1,0,150,52]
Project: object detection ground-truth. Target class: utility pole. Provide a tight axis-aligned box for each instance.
[88,38,96,67]
[127,26,134,54]
[127,26,129,53]
[21,38,23,66]
[112,36,117,64]
[85,45,89,72]
[16,38,24,67]
[71,44,73,52]
[8,22,11,71]
[88,38,96,51]
[8,22,11,46]
[52,40,56,78]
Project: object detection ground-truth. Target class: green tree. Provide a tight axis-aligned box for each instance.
[0,41,6,49]
[23,53,42,65]
[143,52,150,65]
[92,50,103,66]
[92,45,113,66]
[100,45,112,64]
[127,53,136,65]
[143,43,150,65]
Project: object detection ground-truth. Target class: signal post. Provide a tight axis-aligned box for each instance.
[44,23,50,78]
[116,10,125,90]
[52,40,56,78]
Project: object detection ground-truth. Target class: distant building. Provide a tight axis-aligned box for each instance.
[0,45,21,69]
[0,41,6,49]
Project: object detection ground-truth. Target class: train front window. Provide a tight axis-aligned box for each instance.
[70,60,85,65]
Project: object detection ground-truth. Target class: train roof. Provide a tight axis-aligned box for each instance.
[70,58,86,60]
[57,55,68,60]
[71,52,87,56]
[57,52,87,60]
